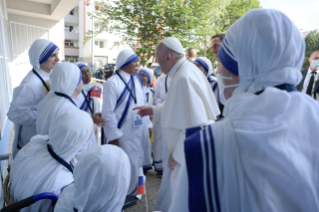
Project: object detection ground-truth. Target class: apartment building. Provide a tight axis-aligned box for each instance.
[63,0,127,70]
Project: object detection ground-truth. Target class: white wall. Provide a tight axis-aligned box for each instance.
[8,13,65,88]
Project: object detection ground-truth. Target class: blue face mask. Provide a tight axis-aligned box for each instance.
[311,60,319,69]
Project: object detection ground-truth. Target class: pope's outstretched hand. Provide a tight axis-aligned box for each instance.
[133,106,153,117]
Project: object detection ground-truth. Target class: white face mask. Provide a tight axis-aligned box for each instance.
[217,74,239,105]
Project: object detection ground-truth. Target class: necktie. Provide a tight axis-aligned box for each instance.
[306,72,316,95]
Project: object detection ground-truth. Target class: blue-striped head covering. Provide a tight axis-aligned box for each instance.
[29,39,59,72]
[218,38,238,76]
[116,49,139,71]
[194,57,213,77]
[39,42,59,64]
[137,68,153,85]
[76,62,88,71]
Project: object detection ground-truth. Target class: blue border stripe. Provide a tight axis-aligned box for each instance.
[117,79,133,128]
[203,127,214,211]
[195,59,209,73]
[208,125,220,211]
[185,128,207,211]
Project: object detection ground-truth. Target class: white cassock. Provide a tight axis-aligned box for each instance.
[185,9,319,212]
[37,63,97,155]
[74,83,101,116]
[7,39,58,159]
[102,50,152,194]
[154,74,172,212]
[54,145,130,212]
[152,57,220,212]
[10,110,93,212]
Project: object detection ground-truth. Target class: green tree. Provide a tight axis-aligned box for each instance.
[214,0,261,32]
[87,0,261,65]
[87,0,229,65]
[303,30,319,69]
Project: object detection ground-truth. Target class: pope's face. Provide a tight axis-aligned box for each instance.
[155,44,170,74]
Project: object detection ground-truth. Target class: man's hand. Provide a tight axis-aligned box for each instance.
[168,154,178,170]
[149,128,152,139]
[95,112,102,117]
[109,139,120,147]
[91,115,106,127]
[133,106,153,117]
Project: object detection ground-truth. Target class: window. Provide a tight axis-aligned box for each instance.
[64,56,79,63]
[69,9,74,15]
[95,40,105,49]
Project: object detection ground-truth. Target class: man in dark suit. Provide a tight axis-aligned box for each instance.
[297,50,319,99]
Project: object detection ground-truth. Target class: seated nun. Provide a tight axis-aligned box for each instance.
[74,62,105,134]
[184,9,319,212]
[194,57,219,103]
[54,145,131,212]
[10,110,94,212]
[37,62,97,155]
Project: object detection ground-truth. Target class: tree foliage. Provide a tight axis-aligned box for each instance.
[303,30,319,69]
[87,0,261,65]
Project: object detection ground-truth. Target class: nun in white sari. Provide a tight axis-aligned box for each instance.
[74,62,101,116]
[138,68,163,173]
[37,62,97,154]
[74,62,105,136]
[194,57,219,102]
[102,49,152,194]
[7,39,59,159]
[54,145,131,212]
[137,67,155,106]
[10,110,93,212]
[185,9,319,212]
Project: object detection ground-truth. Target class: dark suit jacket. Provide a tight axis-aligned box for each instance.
[296,69,319,99]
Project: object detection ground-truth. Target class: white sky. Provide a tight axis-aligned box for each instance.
[259,0,319,32]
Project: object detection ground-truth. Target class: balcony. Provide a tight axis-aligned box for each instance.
[65,14,79,24]
[65,31,79,40]
[65,47,79,56]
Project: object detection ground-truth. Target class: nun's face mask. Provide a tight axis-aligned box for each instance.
[217,62,239,104]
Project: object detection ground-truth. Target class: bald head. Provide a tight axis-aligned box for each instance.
[156,43,184,74]
[186,48,197,61]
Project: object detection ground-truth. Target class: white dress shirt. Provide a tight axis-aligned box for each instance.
[301,68,319,94]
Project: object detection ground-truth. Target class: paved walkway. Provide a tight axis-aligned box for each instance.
[125,170,161,212]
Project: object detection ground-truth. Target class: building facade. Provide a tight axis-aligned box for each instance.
[63,0,128,71]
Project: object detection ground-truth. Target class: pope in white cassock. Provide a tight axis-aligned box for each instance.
[7,39,59,159]
[134,37,220,212]
[37,62,97,157]
[184,9,319,212]
[102,49,152,195]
